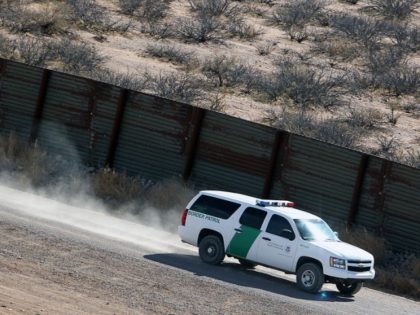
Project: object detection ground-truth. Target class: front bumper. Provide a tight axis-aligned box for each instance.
[325,267,375,280]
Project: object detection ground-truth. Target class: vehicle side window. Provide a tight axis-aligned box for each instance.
[239,207,267,230]
[266,215,295,240]
[190,195,240,219]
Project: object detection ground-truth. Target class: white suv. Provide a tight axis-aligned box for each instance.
[178,191,375,295]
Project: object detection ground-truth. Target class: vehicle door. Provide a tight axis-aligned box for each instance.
[226,207,267,261]
[256,214,297,272]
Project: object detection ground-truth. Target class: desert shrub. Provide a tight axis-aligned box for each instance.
[87,68,149,91]
[342,0,359,4]
[138,0,171,22]
[0,3,62,35]
[67,0,130,32]
[385,23,419,52]
[0,34,14,59]
[287,25,309,43]
[271,0,326,29]
[202,92,226,112]
[201,55,256,89]
[256,41,276,55]
[188,0,231,17]
[145,43,197,66]
[226,16,263,39]
[331,14,384,48]
[51,38,103,73]
[177,16,221,43]
[402,149,420,168]
[312,36,359,61]
[258,59,345,108]
[118,0,142,15]
[366,0,418,20]
[147,72,202,103]
[345,107,384,129]
[91,168,144,205]
[141,22,175,39]
[14,37,51,67]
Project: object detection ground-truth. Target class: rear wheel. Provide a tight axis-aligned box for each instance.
[238,258,256,269]
[296,263,324,293]
[199,235,225,265]
[336,281,363,296]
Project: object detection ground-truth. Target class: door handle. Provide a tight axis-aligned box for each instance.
[234,228,242,233]
[262,237,271,241]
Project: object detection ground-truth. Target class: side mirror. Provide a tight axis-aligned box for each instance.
[280,229,295,241]
[334,231,339,238]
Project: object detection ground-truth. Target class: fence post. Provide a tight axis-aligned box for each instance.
[262,130,282,199]
[347,154,369,227]
[375,160,393,234]
[106,88,129,168]
[29,69,50,143]
[183,107,205,181]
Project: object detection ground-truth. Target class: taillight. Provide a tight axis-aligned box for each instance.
[181,208,188,225]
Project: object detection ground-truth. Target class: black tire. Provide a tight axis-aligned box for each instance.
[198,235,225,265]
[296,263,325,293]
[238,258,257,269]
[336,281,363,296]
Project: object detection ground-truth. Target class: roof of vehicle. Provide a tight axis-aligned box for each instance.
[200,190,321,221]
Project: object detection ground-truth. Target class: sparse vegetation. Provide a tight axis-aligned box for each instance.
[366,0,418,21]
[145,43,197,67]
[177,16,221,43]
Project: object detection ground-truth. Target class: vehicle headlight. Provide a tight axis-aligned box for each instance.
[330,257,346,269]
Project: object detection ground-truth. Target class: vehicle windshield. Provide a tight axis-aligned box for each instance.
[294,219,338,241]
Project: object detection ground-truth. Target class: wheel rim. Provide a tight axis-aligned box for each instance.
[207,245,216,257]
[301,270,316,287]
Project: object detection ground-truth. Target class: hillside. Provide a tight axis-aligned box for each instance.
[0,0,419,167]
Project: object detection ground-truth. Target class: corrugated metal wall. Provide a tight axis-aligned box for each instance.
[0,58,419,254]
[0,60,42,140]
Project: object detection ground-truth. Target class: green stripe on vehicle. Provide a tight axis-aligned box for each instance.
[226,225,261,258]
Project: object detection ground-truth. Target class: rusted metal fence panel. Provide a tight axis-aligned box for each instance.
[381,164,420,253]
[273,135,362,227]
[190,111,274,196]
[112,93,190,180]
[0,61,43,140]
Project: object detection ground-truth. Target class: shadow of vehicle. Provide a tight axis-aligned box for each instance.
[144,253,355,303]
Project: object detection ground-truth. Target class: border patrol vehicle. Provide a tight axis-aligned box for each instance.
[178,191,375,295]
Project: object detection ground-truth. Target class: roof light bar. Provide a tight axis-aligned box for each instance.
[256,199,295,207]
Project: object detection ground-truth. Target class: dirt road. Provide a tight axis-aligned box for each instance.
[0,185,418,315]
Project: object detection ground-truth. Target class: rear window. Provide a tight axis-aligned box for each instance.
[190,195,240,219]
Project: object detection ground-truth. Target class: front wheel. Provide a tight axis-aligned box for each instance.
[336,281,363,296]
[296,263,324,293]
[199,235,225,265]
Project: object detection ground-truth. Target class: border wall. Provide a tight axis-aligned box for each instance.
[1,59,419,254]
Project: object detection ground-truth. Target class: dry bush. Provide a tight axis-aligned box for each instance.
[331,14,386,49]
[118,0,142,15]
[256,41,276,56]
[188,0,231,17]
[271,0,326,29]
[226,16,264,40]
[0,34,15,59]
[366,0,418,20]
[0,2,64,35]
[87,68,149,91]
[258,59,345,108]
[287,26,310,43]
[141,22,175,39]
[14,36,51,67]
[147,72,203,103]
[90,168,145,205]
[136,0,171,22]
[66,0,130,32]
[345,107,384,129]
[202,92,227,112]
[177,16,221,43]
[312,35,359,61]
[201,55,257,90]
[51,38,104,73]
[386,23,419,53]
[140,178,195,211]
[145,43,197,67]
